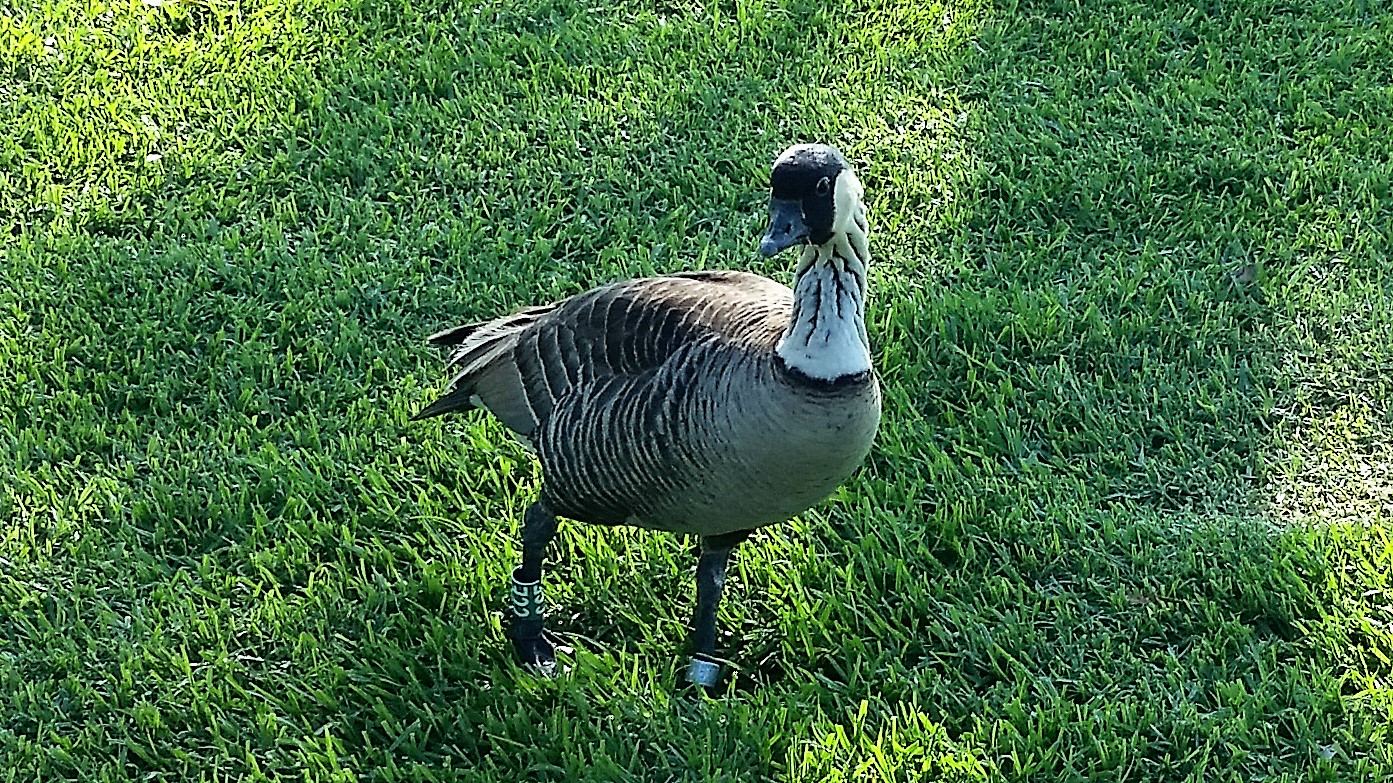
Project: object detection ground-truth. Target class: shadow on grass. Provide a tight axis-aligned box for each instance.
[4,0,993,778]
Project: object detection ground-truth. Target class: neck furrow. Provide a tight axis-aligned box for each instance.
[777,213,872,382]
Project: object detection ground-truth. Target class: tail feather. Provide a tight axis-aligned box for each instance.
[414,304,557,423]
[427,305,553,348]
[444,324,528,373]
[427,321,486,347]
[410,387,476,421]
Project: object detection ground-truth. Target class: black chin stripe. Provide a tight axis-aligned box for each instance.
[775,355,872,390]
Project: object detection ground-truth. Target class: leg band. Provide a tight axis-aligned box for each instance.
[686,655,722,688]
[510,568,544,621]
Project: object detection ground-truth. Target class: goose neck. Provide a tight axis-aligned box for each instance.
[776,213,872,383]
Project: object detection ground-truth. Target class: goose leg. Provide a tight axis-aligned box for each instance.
[509,502,558,673]
[686,529,752,688]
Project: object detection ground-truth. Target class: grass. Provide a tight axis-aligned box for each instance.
[2,0,1392,778]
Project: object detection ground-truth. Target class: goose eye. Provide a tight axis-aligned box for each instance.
[815,177,831,196]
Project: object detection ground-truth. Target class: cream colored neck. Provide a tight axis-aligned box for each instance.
[777,201,871,382]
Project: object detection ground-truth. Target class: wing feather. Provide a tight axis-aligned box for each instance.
[413,272,791,442]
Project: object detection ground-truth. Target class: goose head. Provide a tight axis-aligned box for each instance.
[759,144,863,257]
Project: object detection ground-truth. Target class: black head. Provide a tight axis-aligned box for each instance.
[759,144,851,257]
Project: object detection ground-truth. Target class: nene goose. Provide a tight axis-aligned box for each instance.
[415,144,880,686]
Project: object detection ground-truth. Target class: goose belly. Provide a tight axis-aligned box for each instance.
[639,378,881,536]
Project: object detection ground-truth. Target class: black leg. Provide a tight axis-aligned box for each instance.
[509,502,558,673]
[686,529,752,688]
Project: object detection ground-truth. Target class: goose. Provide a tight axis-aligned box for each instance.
[414,143,880,687]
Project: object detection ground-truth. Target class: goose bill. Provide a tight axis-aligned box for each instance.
[759,199,809,257]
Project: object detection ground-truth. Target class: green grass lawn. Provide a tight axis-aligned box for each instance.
[3,0,1392,779]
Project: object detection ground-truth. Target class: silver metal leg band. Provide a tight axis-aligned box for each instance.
[686,656,722,688]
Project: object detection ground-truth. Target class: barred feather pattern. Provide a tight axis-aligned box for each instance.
[418,252,879,536]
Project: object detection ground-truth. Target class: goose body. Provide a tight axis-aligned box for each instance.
[418,270,879,536]
[416,144,879,684]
